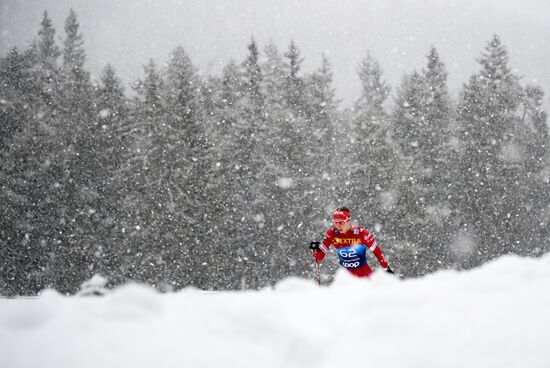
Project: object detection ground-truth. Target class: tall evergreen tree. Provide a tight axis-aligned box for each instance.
[258,43,305,284]
[348,52,396,216]
[301,54,339,232]
[268,41,315,278]
[0,15,65,294]
[336,52,399,274]
[390,47,455,276]
[44,9,100,293]
[121,48,211,290]
[498,84,549,256]
[200,60,253,289]
[454,35,526,267]
[116,58,165,287]
[161,46,210,288]
[92,64,131,284]
[0,47,49,294]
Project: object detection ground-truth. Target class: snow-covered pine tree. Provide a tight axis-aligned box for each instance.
[455,35,527,266]
[511,84,550,255]
[0,12,83,294]
[92,64,131,285]
[496,84,549,257]
[195,59,252,289]
[258,42,305,285]
[113,58,165,287]
[0,46,53,295]
[161,46,213,289]
[390,47,455,276]
[50,9,108,293]
[302,53,338,233]
[348,52,396,226]
[268,41,325,282]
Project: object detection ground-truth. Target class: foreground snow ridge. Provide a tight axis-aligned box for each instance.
[2,254,549,368]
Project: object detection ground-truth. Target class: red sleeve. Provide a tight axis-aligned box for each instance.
[314,229,333,263]
[360,228,389,269]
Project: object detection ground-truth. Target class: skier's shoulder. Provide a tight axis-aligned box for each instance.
[351,225,374,238]
[351,225,367,233]
[324,227,337,237]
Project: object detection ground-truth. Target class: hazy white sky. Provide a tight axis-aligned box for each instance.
[1,0,549,107]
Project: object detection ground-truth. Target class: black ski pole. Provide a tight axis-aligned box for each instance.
[309,241,321,286]
[313,252,320,286]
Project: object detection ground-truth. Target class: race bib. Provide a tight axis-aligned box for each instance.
[335,244,367,269]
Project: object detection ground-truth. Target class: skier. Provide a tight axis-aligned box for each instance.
[310,207,394,278]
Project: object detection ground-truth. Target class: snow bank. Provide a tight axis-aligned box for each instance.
[1,254,550,368]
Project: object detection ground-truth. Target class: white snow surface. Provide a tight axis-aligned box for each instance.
[2,253,550,368]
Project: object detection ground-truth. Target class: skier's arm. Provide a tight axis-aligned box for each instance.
[312,231,333,263]
[361,229,390,270]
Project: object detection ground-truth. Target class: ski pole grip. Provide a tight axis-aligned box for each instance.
[309,241,320,250]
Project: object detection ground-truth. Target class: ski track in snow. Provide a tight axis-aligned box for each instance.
[1,253,549,368]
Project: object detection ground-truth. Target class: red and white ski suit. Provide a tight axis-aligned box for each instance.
[313,225,389,277]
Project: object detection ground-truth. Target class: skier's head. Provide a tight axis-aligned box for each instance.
[333,207,351,232]
[333,207,350,223]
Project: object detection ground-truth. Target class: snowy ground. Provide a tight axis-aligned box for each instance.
[1,254,550,368]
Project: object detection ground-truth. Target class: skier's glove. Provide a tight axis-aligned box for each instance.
[309,241,321,251]
[385,266,395,274]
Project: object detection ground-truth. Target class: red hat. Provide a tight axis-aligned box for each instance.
[333,208,350,224]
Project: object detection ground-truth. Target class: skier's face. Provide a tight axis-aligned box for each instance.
[334,220,351,233]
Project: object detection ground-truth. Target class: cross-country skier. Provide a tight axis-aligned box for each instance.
[310,207,394,278]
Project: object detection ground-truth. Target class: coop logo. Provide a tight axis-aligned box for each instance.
[334,238,361,245]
